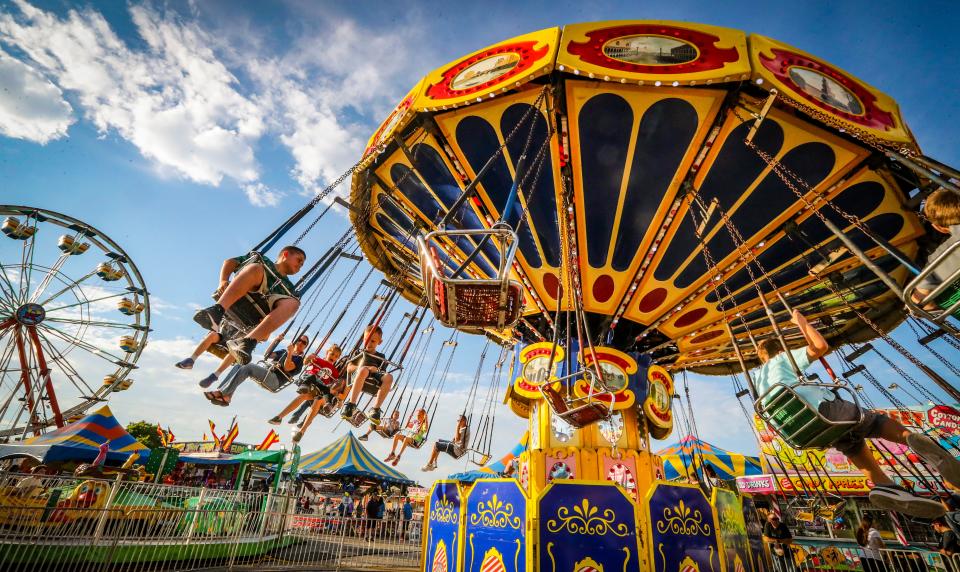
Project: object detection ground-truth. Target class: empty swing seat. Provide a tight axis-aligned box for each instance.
[418,228,524,330]
[755,383,861,450]
[540,383,609,429]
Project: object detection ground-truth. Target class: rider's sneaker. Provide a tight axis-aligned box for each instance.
[358,434,369,441]
[340,402,356,420]
[227,337,257,366]
[297,419,306,429]
[267,416,282,426]
[292,430,303,443]
[288,414,302,425]
[198,373,218,388]
[868,484,945,519]
[368,408,382,426]
[908,433,960,488]
[175,358,195,370]
[421,463,436,472]
[193,304,225,332]
[385,453,396,462]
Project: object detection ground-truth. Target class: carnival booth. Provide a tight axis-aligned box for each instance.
[657,435,763,483]
[291,432,414,489]
[0,406,149,465]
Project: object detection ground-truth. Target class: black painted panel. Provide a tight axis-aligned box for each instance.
[611,98,698,272]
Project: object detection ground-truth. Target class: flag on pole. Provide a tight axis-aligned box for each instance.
[257,429,280,451]
[156,424,168,447]
[208,420,220,445]
[92,441,109,467]
[165,426,175,444]
[202,433,209,442]
[221,419,240,450]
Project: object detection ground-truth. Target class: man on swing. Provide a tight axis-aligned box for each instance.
[757,309,960,517]
[193,246,306,366]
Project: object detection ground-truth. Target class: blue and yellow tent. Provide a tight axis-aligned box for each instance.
[0,405,149,463]
[656,435,761,481]
[449,431,529,483]
[291,432,413,485]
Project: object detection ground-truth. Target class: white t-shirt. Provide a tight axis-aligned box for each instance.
[864,527,883,559]
[754,347,834,406]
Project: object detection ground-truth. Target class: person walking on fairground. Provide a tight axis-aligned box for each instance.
[856,515,885,572]
[755,309,960,518]
[402,497,413,540]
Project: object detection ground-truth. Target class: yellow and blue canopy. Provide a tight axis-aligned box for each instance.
[290,432,413,485]
[0,405,148,463]
[656,435,761,481]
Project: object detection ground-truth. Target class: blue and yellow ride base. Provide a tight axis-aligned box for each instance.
[422,478,764,572]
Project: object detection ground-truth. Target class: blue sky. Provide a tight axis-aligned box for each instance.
[2,0,959,483]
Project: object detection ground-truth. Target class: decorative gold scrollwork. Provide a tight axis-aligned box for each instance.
[655,499,712,536]
[431,494,459,524]
[469,493,522,529]
[545,498,630,537]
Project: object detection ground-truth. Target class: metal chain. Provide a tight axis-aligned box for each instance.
[744,136,949,382]
[773,91,917,158]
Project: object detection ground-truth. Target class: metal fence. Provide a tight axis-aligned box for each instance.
[0,471,422,572]
[767,541,956,572]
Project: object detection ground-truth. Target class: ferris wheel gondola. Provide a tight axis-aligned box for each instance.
[0,206,149,439]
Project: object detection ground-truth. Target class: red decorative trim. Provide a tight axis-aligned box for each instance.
[426,41,548,99]
[759,48,895,131]
[566,24,738,74]
[363,93,415,157]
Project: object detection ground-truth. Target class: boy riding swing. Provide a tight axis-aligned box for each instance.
[755,308,960,518]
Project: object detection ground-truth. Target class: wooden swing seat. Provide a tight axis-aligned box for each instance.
[540,383,609,429]
[755,383,861,450]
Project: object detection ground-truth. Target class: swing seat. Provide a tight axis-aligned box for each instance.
[904,240,960,326]
[418,228,524,330]
[375,425,401,438]
[755,383,861,450]
[317,397,342,418]
[470,453,491,466]
[540,383,610,429]
[344,410,368,428]
[406,435,427,450]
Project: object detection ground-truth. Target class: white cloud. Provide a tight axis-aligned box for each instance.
[0,49,73,143]
[0,1,428,207]
[243,182,283,208]
[0,1,263,191]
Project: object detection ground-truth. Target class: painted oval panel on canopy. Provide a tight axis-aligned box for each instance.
[415,27,560,110]
[559,21,750,84]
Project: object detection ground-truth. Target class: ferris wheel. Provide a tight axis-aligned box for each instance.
[0,206,149,440]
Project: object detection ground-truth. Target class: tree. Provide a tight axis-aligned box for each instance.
[126,420,163,449]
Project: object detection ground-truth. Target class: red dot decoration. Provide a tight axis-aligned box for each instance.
[689,330,723,345]
[674,307,708,329]
[592,274,615,303]
[543,273,562,300]
[637,288,668,313]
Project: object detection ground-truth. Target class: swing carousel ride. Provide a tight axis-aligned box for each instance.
[336,20,960,572]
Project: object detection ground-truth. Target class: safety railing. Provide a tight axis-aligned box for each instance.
[0,470,421,571]
[765,541,950,572]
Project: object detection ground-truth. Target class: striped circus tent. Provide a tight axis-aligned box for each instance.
[0,405,149,463]
[656,435,761,481]
[449,431,528,483]
[290,431,414,485]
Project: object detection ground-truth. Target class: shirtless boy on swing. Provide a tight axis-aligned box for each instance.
[756,309,960,517]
